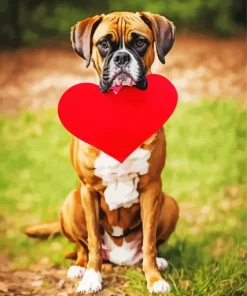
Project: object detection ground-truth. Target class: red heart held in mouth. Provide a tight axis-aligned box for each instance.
[58,74,178,163]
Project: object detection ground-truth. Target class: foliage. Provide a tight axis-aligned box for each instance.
[0,0,245,47]
[109,0,242,35]
[0,99,246,295]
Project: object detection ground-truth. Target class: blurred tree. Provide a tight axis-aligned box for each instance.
[233,0,246,26]
[0,0,21,48]
[0,0,245,48]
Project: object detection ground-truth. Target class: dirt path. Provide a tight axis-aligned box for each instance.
[0,264,133,296]
[0,36,246,116]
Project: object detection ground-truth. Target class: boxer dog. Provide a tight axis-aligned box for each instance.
[25,11,179,294]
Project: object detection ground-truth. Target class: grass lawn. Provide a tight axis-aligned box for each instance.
[0,99,246,295]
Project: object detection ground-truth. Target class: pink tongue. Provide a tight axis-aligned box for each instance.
[111,85,124,93]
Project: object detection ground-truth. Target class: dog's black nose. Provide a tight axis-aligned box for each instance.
[114,52,131,66]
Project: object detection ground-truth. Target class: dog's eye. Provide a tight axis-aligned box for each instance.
[100,41,108,49]
[136,39,145,48]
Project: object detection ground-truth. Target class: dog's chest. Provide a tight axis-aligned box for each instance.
[101,231,143,265]
[94,148,151,210]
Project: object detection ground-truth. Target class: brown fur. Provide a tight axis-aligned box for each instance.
[25,12,179,292]
[60,127,179,286]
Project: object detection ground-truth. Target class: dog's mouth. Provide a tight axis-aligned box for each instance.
[110,73,136,94]
[100,69,148,94]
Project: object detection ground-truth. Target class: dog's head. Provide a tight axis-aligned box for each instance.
[71,12,175,93]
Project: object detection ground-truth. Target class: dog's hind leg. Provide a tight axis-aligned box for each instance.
[67,241,88,280]
[60,188,89,280]
[156,193,179,244]
[155,193,179,272]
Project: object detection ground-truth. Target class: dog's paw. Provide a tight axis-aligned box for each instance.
[77,269,102,293]
[148,279,171,294]
[67,266,86,279]
[156,257,168,271]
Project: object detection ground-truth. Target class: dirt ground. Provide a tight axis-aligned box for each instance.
[0,35,246,116]
[0,262,133,296]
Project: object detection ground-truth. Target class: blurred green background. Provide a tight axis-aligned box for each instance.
[0,0,246,48]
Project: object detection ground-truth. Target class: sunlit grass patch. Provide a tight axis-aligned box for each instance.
[0,99,246,295]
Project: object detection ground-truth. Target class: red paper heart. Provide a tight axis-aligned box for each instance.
[58,74,177,162]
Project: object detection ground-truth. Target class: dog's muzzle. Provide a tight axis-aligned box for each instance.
[100,49,148,93]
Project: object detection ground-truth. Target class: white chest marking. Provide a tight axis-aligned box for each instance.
[94,147,151,210]
[112,226,124,236]
[102,231,143,265]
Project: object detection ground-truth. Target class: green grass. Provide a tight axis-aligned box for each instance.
[0,100,246,295]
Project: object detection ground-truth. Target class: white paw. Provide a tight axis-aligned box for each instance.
[149,279,171,294]
[67,266,86,279]
[77,269,102,293]
[156,257,168,270]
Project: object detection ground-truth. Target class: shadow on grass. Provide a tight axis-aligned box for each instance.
[158,239,210,271]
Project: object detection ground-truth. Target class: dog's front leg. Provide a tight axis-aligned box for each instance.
[140,180,171,294]
[77,183,103,294]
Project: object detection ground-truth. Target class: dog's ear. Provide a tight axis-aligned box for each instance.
[138,12,175,64]
[70,15,103,67]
